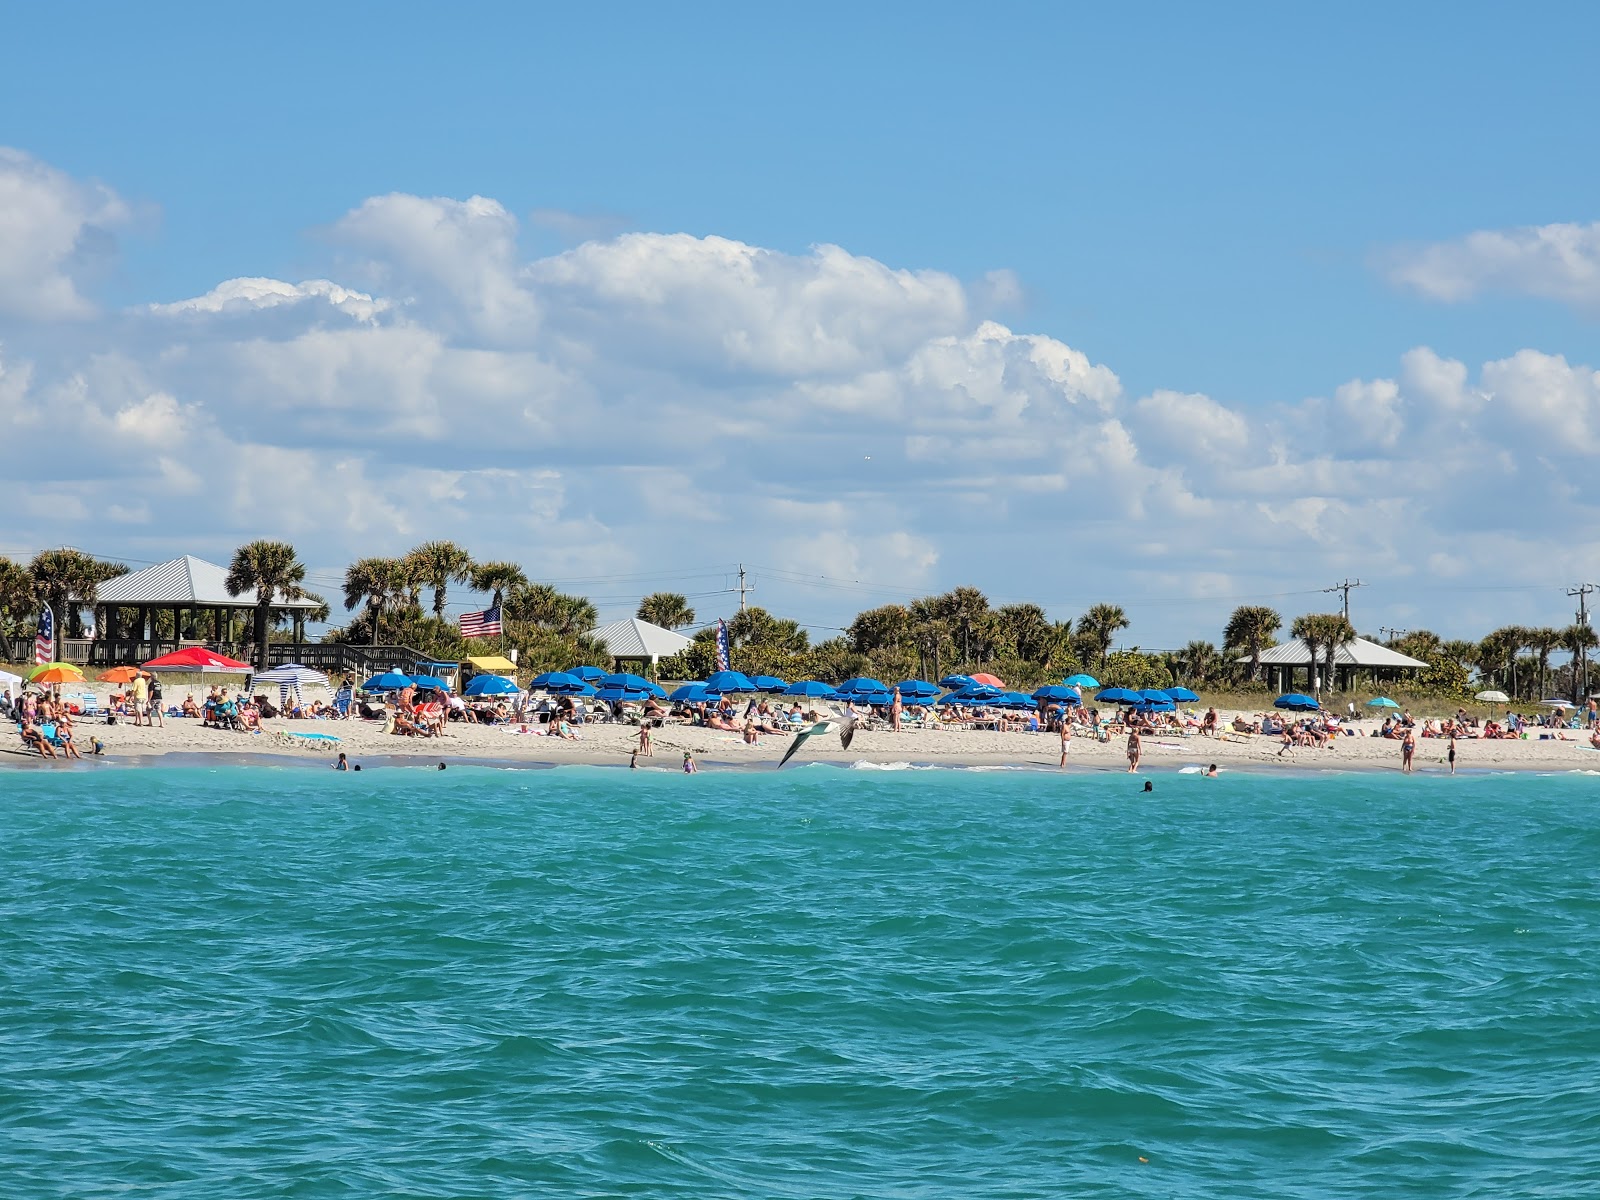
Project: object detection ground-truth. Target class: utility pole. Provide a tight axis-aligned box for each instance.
[1324,578,1364,622]
[735,563,753,613]
[1378,626,1407,645]
[1570,583,1596,702]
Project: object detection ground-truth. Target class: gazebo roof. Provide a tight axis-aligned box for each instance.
[1238,636,1428,669]
[98,555,322,609]
[588,617,693,661]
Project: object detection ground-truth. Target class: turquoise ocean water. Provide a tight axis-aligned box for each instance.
[1,762,1597,1197]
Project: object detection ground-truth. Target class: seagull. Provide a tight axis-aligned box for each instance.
[778,708,858,768]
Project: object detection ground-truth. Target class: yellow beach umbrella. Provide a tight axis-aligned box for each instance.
[27,662,85,685]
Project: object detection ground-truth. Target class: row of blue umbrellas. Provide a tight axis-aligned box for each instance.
[364,669,523,699]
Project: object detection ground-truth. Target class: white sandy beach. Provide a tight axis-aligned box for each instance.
[11,702,1599,774]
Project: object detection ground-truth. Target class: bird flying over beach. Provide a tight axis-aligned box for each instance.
[778,710,858,768]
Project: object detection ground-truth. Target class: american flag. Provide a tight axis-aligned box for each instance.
[35,605,54,664]
[460,604,502,639]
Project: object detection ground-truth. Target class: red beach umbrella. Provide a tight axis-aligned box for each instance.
[969,672,1006,688]
[142,647,252,672]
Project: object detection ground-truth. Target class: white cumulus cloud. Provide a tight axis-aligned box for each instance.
[3,148,1600,639]
[1385,220,1600,307]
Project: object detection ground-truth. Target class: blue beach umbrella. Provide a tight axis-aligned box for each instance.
[938,674,975,690]
[893,679,942,700]
[530,671,580,690]
[1164,686,1200,703]
[1366,697,1400,709]
[601,672,667,697]
[596,685,655,704]
[464,674,519,697]
[1033,685,1080,702]
[410,674,451,692]
[945,685,1001,705]
[566,666,606,682]
[553,681,598,698]
[1135,698,1176,713]
[1064,673,1100,688]
[750,674,789,692]
[995,691,1035,708]
[835,677,888,697]
[1274,693,1321,711]
[705,670,757,694]
[670,682,722,703]
[1095,687,1142,705]
[842,690,893,707]
[362,671,414,691]
[783,680,836,698]
[1138,688,1171,703]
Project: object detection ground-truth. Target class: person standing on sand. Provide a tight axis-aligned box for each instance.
[148,676,163,727]
[131,672,149,727]
[638,724,653,756]
[1059,720,1072,770]
[890,687,903,732]
[1402,727,1417,773]
[1447,734,1457,775]
[1126,729,1141,773]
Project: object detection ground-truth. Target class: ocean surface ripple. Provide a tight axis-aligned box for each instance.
[1,765,1596,1197]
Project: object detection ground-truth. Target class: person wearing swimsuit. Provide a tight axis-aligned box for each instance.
[1402,728,1417,774]
[1059,721,1072,770]
[1447,734,1456,775]
[1126,729,1141,773]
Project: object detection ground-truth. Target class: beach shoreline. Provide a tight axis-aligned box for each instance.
[6,714,1597,776]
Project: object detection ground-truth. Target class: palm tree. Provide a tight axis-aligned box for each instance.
[1290,613,1351,694]
[1180,640,1220,685]
[637,592,697,630]
[470,561,527,610]
[728,606,809,653]
[405,541,475,620]
[1563,623,1598,704]
[1077,604,1130,671]
[29,548,128,653]
[996,603,1051,662]
[1289,614,1322,693]
[224,541,317,671]
[1222,605,1281,681]
[0,555,34,638]
[1526,627,1563,700]
[1481,626,1529,697]
[939,587,992,668]
[343,557,413,647]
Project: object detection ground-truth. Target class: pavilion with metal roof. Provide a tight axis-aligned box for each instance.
[92,554,323,665]
[587,617,693,671]
[1238,636,1428,693]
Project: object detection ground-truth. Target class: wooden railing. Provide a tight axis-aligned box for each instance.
[3,638,436,678]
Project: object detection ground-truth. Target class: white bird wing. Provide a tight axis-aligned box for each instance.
[839,710,858,751]
[778,725,818,768]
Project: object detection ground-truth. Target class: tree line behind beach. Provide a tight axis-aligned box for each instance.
[1,543,1595,703]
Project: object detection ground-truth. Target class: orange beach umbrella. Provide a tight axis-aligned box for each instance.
[100,666,149,685]
[26,662,85,685]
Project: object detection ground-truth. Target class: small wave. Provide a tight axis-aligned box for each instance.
[850,761,933,771]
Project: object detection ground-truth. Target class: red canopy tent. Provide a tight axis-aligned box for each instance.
[142,647,252,673]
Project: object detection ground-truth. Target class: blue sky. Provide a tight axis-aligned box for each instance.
[4,4,1599,646]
